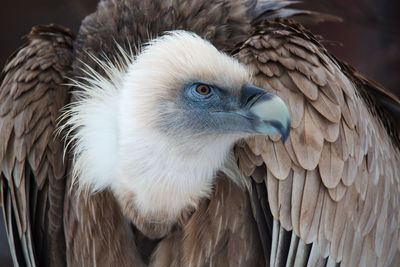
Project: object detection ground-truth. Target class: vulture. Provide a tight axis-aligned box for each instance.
[1,0,400,266]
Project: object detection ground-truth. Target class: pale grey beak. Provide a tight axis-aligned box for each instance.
[240,84,290,142]
[211,84,291,142]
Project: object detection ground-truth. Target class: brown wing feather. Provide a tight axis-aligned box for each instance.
[235,19,400,266]
[0,24,73,266]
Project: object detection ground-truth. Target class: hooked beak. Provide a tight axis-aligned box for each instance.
[210,84,290,142]
[240,84,290,142]
[212,84,290,143]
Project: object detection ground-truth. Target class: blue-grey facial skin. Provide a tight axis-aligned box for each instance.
[157,82,290,142]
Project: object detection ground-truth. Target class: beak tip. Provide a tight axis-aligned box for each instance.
[281,123,290,143]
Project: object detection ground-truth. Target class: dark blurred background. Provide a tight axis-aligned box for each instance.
[0,0,399,266]
[306,0,400,97]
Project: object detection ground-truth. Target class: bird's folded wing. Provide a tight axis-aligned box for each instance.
[234,19,400,266]
[0,24,74,267]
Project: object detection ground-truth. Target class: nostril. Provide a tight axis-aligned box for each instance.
[244,93,264,107]
[241,84,269,108]
[245,94,257,105]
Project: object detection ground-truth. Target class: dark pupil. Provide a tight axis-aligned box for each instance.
[197,85,209,95]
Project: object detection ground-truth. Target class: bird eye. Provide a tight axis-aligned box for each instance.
[186,83,216,101]
[195,84,212,96]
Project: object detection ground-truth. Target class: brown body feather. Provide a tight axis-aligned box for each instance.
[1,1,400,266]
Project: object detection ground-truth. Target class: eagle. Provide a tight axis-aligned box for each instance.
[1,0,399,266]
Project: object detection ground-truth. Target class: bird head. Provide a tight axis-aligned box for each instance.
[64,31,290,220]
[119,31,290,145]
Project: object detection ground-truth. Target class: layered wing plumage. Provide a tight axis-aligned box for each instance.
[2,1,399,267]
[0,25,73,266]
[234,19,400,266]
